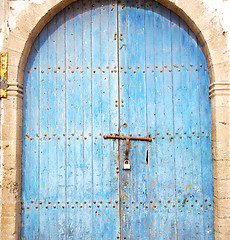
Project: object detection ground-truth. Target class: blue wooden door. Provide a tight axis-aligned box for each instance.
[21,0,214,239]
[118,1,214,239]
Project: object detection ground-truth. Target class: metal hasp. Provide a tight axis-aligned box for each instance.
[0,52,7,98]
[103,135,152,170]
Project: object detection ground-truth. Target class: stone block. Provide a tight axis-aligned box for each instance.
[213,160,230,179]
[215,216,230,235]
[1,170,21,202]
[211,123,230,142]
[1,96,23,110]
[214,197,230,218]
[209,62,230,82]
[212,140,230,160]
[1,202,20,218]
[211,95,230,108]
[210,49,230,66]
[201,20,224,43]
[0,217,17,235]
[1,140,22,157]
[214,178,230,198]
[2,154,22,171]
[211,106,230,125]
[7,49,22,68]
[2,108,22,126]
[8,34,26,54]
[196,11,219,36]
[215,231,230,240]
[7,65,20,84]
[1,125,22,141]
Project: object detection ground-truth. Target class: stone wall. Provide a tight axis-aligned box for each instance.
[0,0,230,239]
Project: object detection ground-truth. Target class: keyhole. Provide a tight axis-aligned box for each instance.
[125,160,129,164]
[146,150,148,164]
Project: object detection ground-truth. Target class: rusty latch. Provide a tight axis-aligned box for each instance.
[103,135,152,170]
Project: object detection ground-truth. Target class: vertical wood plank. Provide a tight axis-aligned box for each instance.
[82,2,93,238]
[56,9,66,240]
[102,0,120,239]
[198,43,214,239]
[92,0,103,237]
[145,1,157,238]
[39,25,50,239]
[47,14,58,240]
[172,11,183,239]
[65,4,76,239]
[29,35,40,240]
[136,1,148,239]
[119,0,136,238]
[74,0,84,237]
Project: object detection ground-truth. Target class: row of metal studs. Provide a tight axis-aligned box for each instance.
[22,204,212,209]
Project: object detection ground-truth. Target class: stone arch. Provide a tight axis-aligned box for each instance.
[1,0,230,239]
[7,0,229,86]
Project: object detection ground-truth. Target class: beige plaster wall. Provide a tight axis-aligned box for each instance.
[0,0,230,239]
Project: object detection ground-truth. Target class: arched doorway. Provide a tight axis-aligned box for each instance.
[21,0,214,239]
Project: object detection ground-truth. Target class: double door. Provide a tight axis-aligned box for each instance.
[21,0,214,239]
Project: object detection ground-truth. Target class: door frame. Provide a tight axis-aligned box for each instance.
[1,0,230,239]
